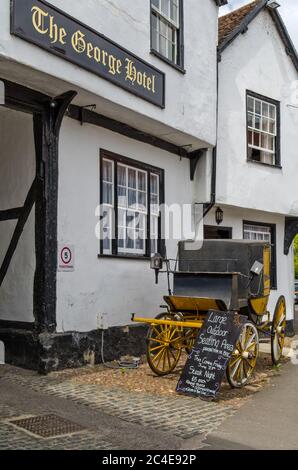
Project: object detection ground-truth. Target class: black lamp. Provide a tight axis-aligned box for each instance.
[215,207,223,225]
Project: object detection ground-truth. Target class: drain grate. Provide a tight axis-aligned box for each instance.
[9,414,85,438]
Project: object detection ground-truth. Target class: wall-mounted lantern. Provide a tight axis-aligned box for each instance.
[215,207,224,225]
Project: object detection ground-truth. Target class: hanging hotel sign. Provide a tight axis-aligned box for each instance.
[11,0,165,108]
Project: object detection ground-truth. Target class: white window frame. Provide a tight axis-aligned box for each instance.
[117,163,148,255]
[247,94,278,166]
[100,153,162,257]
[151,0,181,65]
[243,223,272,243]
[102,158,114,255]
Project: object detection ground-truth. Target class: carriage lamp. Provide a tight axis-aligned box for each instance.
[250,261,264,276]
[150,253,163,284]
[215,207,224,225]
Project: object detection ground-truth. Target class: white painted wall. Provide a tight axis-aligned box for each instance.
[57,117,199,332]
[217,10,298,216]
[0,109,35,322]
[0,0,219,148]
[204,205,295,321]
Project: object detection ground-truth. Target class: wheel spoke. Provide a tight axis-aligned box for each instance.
[149,344,164,353]
[152,346,166,363]
[148,337,166,345]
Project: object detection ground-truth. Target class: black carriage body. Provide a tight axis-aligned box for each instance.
[173,240,270,310]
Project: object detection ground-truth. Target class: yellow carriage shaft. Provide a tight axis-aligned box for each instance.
[131,315,203,329]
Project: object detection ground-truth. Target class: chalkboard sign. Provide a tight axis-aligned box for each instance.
[176,311,246,399]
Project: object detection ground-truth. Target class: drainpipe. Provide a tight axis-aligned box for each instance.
[203,48,220,218]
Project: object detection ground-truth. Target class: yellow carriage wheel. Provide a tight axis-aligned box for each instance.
[146,313,182,376]
[226,322,259,388]
[271,296,286,365]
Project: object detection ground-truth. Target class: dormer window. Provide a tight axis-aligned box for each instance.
[247,91,280,167]
[151,0,184,70]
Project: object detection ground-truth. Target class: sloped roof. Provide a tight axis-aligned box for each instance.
[219,0,261,46]
[218,0,298,73]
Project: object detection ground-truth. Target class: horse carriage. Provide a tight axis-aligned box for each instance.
[132,240,286,388]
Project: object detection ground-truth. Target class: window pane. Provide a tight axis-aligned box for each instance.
[136,235,144,251]
[118,208,125,227]
[102,159,113,182]
[253,132,260,147]
[102,182,113,205]
[255,100,261,115]
[262,117,269,133]
[152,0,159,8]
[159,34,167,57]
[269,119,275,135]
[150,174,158,194]
[127,229,135,249]
[118,186,127,207]
[170,0,178,23]
[138,172,146,191]
[262,152,274,165]
[161,0,169,16]
[261,133,268,149]
[128,168,136,189]
[268,135,275,151]
[247,96,254,113]
[248,130,253,145]
[128,189,137,208]
[137,213,146,230]
[138,191,147,211]
[118,228,125,249]
[118,165,126,186]
[126,211,136,228]
[262,102,269,117]
[255,115,261,130]
[269,105,276,120]
[248,112,253,128]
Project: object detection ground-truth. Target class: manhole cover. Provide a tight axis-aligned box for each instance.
[9,414,85,438]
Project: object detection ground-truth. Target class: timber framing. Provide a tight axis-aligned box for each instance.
[67,105,189,158]
[0,207,22,221]
[0,77,76,334]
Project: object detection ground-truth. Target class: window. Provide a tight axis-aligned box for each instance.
[100,150,164,257]
[151,0,183,68]
[247,92,280,166]
[243,222,277,288]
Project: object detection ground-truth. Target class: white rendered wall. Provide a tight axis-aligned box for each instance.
[0,0,218,148]
[0,109,35,322]
[56,117,198,332]
[217,10,298,217]
[204,205,295,321]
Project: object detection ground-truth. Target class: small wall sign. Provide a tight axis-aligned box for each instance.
[11,0,165,108]
[58,244,75,272]
[176,311,246,399]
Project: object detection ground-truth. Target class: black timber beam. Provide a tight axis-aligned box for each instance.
[284,216,298,255]
[0,207,22,221]
[67,105,189,158]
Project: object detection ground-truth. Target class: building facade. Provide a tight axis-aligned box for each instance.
[0,0,226,370]
[205,0,298,334]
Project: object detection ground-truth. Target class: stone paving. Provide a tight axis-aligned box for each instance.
[0,366,235,444]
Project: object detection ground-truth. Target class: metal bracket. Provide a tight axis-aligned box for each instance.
[284,216,298,254]
[79,104,97,125]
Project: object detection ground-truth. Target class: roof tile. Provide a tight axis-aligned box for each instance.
[219,1,261,46]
